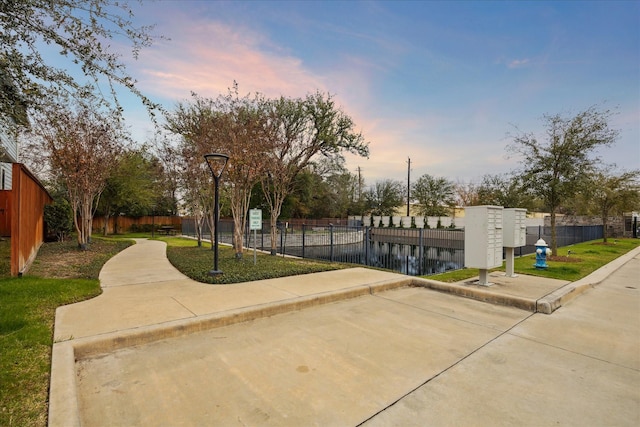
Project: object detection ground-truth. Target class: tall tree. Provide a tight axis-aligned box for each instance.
[283,168,327,219]
[585,167,639,242]
[325,171,361,217]
[165,86,270,258]
[412,174,456,217]
[475,173,536,210]
[1,0,158,121]
[165,95,221,248]
[28,100,123,249]
[364,179,404,217]
[175,106,217,247]
[508,105,619,254]
[149,136,180,216]
[97,148,158,235]
[207,87,270,257]
[260,93,368,254]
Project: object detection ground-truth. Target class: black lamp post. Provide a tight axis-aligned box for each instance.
[204,153,229,276]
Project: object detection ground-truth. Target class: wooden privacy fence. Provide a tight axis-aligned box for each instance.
[0,189,11,236]
[93,215,182,234]
[5,164,52,276]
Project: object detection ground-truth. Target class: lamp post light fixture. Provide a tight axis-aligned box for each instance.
[204,153,229,276]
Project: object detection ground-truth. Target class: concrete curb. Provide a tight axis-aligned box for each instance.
[536,245,640,314]
[48,277,413,426]
[48,343,80,427]
[410,245,640,315]
[410,278,538,312]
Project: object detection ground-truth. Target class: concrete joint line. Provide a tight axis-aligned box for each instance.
[356,310,536,426]
[505,329,640,372]
[171,296,198,317]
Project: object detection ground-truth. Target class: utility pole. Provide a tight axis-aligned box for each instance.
[406,157,411,216]
[356,166,362,201]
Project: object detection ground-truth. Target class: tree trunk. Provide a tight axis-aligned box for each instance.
[269,202,283,255]
[550,209,557,256]
[231,202,245,259]
[103,212,111,236]
[232,221,243,259]
[269,216,278,255]
[230,187,252,259]
[72,209,84,250]
[205,208,215,251]
[195,213,203,247]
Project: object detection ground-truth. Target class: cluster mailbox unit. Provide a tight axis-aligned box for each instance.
[464,205,503,285]
[503,208,527,277]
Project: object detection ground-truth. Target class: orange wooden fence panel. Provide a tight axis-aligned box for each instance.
[93,215,182,234]
[10,163,53,276]
[0,190,11,237]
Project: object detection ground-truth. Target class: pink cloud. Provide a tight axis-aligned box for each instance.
[130,16,326,102]
[121,7,510,183]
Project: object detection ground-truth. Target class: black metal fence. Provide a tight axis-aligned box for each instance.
[181,218,603,276]
[523,225,603,255]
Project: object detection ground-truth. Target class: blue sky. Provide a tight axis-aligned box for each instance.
[111,0,639,185]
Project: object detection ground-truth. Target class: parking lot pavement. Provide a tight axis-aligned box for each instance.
[75,287,530,426]
[362,255,640,427]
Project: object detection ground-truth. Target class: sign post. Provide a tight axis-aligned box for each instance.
[249,209,262,265]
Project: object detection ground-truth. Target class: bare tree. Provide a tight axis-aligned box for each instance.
[508,105,619,254]
[455,179,480,207]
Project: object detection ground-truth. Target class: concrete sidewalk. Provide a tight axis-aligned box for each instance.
[52,239,413,342]
[49,239,640,426]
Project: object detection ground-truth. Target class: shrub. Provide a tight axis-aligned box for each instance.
[44,199,73,242]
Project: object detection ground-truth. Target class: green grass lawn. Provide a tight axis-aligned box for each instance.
[0,238,10,276]
[0,237,131,427]
[427,238,640,282]
[0,277,100,426]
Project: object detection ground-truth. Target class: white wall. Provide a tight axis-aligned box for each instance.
[0,120,17,189]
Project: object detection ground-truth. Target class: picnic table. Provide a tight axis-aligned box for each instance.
[159,225,177,236]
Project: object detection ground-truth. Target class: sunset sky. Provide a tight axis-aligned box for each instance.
[83,1,640,185]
